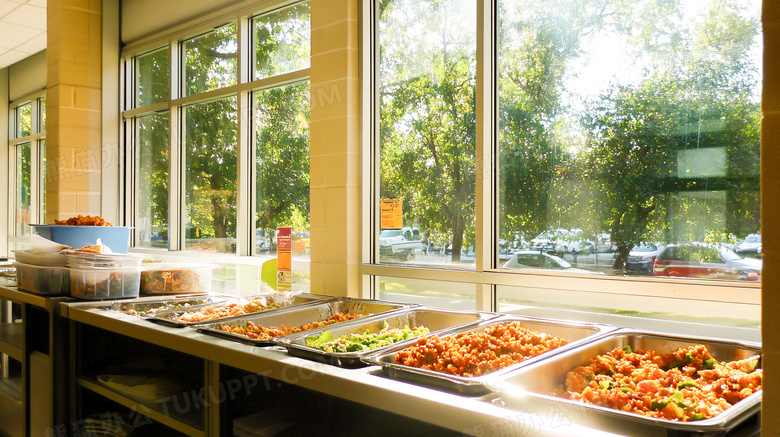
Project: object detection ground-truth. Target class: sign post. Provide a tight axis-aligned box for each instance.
[276,227,292,292]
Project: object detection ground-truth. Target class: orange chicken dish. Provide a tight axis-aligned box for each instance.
[559,345,762,421]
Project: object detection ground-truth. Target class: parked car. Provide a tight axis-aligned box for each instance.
[653,244,761,281]
[735,234,761,259]
[626,243,665,274]
[503,250,599,275]
[379,227,423,261]
[530,229,568,254]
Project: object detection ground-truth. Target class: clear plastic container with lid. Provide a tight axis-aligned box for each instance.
[69,267,142,300]
[140,262,216,295]
[65,252,144,270]
[15,263,70,295]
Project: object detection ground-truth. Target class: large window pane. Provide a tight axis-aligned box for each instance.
[136,47,170,107]
[137,112,170,249]
[16,103,31,137]
[253,2,311,80]
[378,0,477,266]
[185,97,238,253]
[15,143,32,236]
[497,0,762,282]
[183,24,238,96]
[254,81,310,262]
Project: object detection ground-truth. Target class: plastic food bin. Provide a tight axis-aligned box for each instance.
[15,263,70,295]
[30,225,132,253]
[140,263,216,295]
[65,253,143,269]
[12,250,68,267]
[69,267,142,300]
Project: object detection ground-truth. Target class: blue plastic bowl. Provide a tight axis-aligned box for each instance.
[31,225,132,253]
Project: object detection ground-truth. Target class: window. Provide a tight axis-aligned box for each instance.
[135,112,169,249]
[8,96,46,251]
[377,0,477,267]
[496,0,762,283]
[369,0,762,321]
[184,96,238,253]
[124,1,311,293]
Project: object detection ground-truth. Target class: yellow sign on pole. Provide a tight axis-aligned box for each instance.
[380,199,403,229]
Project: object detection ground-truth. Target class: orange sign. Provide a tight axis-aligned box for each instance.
[277,227,292,291]
[380,199,403,229]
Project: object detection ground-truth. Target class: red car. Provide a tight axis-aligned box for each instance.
[653,245,761,281]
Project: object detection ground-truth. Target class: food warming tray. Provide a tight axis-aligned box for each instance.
[278,307,499,367]
[148,292,334,327]
[106,295,230,317]
[361,314,615,395]
[486,329,762,436]
[197,297,413,346]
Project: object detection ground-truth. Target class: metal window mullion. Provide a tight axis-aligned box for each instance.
[236,13,252,256]
[31,98,39,135]
[475,0,498,311]
[172,105,184,251]
[171,69,311,108]
[119,58,130,226]
[9,134,45,147]
[369,0,381,266]
[169,40,183,251]
[122,102,169,119]
[359,0,376,286]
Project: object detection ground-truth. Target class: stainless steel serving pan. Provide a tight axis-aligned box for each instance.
[197,297,414,346]
[106,295,230,317]
[486,328,762,435]
[148,292,334,327]
[361,314,615,395]
[277,307,499,367]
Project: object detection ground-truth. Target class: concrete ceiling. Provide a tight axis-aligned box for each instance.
[0,0,46,69]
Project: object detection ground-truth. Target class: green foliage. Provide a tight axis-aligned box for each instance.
[255,81,311,232]
[380,55,477,261]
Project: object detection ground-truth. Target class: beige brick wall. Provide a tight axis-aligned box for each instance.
[308,0,361,297]
[45,0,102,223]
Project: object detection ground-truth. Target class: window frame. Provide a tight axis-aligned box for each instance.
[360,0,760,320]
[120,0,312,278]
[8,93,46,250]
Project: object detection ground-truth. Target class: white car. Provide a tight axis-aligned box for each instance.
[503,250,599,275]
[379,227,422,260]
[735,234,761,254]
[626,243,665,273]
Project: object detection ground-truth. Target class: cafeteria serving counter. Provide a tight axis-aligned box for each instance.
[56,295,762,437]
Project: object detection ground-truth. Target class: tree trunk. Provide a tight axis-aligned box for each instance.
[211,197,227,239]
[612,243,629,270]
[450,221,464,263]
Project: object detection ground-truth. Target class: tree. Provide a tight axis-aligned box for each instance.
[580,0,760,269]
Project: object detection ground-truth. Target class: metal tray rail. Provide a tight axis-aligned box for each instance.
[197,297,414,346]
[107,295,230,317]
[360,314,616,395]
[277,307,500,367]
[148,292,334,327]
[485,328,762,435]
